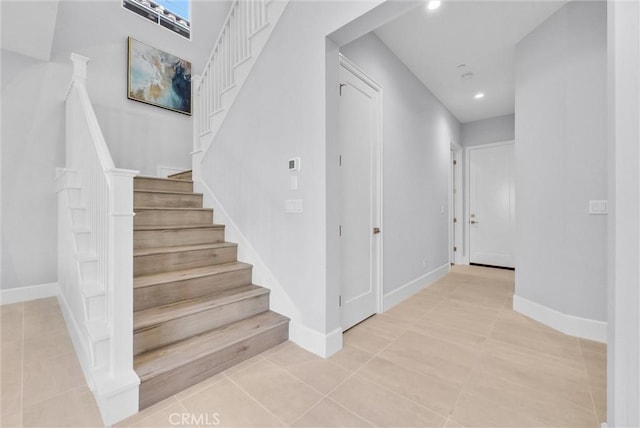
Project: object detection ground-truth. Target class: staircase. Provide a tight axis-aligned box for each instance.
[132,171,289,409]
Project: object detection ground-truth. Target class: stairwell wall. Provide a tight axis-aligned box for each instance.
[1,0,231,291]
[198,1,385,347]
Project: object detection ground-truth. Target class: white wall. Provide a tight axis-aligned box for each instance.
[340,33,460,297]
[607,0,640,425]
[461,114,514,147]
[199,1,385,338]
[514,1,607,322]
[1,0,231,290]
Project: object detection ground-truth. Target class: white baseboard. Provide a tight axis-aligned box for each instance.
[292,324,343,358]
[513,295,607,343]
[383,263,450,312]
[0,282,60,305]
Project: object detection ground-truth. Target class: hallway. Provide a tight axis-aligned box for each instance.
[0,265,605,427]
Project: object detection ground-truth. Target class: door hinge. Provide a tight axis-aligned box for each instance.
[453,246,458,252]
[339,296,342,307]
[453,160,457,165]
[339,83,346,96]
[453,217,457,223]
[339,155,342,166]
[339,225,342,236]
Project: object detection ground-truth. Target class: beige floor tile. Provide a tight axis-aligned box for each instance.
[347,314,410,340]
[22,350,86,408]
[180,378,284,427]
[264,342,321,367]
[382,296,443,324]
[282,358,351,394]
[23,326,74,361]
[127,401,198,428]
[0,374,22,417]
[408,318,486,350]
[423,300,500,337]
[330,375,447,427]
[462,370,599,427]
[327,345,373,372]
[116,397,181,427]
[451,390,542,427]
[291,398,372,427]
[22,386,102,428]
[444,417,466,428]
[0,409,21,427]
[22,307,67,340]
[1,303,24,344]
[378,330,478,385]
[490,311,584,365]
[227,359,322,424]
[342,327,392,355]
[358,356,461,416]
[474,340,594,411]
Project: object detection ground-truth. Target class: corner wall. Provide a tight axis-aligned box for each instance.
[514,1,607,335]
[461,114,514,148]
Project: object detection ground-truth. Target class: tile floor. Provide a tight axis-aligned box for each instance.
[0,265,606,427]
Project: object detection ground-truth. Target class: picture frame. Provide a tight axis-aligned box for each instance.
[127,37,192,115]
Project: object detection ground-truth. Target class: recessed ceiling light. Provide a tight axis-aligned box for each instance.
[474,92,485,99]
[427,1,441,11]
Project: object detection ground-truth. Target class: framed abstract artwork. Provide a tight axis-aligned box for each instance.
[127,37,192,115]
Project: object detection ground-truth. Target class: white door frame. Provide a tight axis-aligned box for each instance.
[450,142,463,265]
[464,140,515,266]
[338,54,384,323]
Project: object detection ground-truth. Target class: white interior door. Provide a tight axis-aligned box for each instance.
[339,59,381,331]
[468,142,515,268]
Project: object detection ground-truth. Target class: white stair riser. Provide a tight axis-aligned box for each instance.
[134,178,193,193]
[92,337,110,370]
[70,208,87,227]
[134,268,253,311]
[134,246,237,276]
[134,209,213,227]
[138,322,288,409]
[134,293,269,355]
[134,228,224,249]
[134,192,203,208]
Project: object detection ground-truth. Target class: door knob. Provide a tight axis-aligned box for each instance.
[373,227,381,234]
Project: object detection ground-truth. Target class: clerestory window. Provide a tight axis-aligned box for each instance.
[123,0,191,39]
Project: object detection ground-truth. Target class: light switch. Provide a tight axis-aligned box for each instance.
[589,200,608,215]
[285,199,303,213]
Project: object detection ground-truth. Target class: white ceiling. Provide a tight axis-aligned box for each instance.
[374,1,566,123]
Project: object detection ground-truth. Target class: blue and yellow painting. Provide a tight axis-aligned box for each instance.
[128,37,191,115]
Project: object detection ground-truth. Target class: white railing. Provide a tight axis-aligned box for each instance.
[59,53,139,426]
[193,0,288,165]
[197,0,268,134]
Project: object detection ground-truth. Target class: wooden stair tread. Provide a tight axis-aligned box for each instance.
[134,224,224,231]
[135,207,212,212]
[134,262,252,289]
[134,284,268,330]
[168,170,192,177]
[134,189,202,196]
[135,311,289,381]
[134,242,237,257]
[136,175,192,183]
